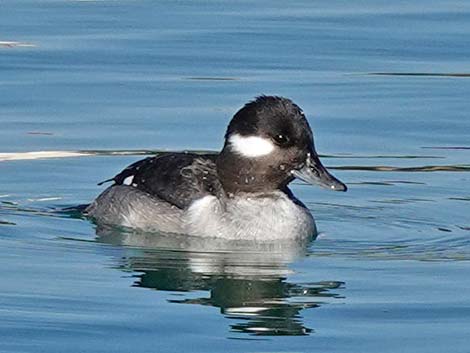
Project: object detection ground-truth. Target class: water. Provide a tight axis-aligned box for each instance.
[1,0,470,352]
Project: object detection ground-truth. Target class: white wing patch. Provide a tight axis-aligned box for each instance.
[228,133,275,158]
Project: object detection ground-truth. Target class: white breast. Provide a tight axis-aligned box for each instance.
[185,192,316,240]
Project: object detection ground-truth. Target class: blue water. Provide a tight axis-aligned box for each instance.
[1,1,470,352]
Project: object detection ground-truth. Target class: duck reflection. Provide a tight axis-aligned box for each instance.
[96,226,344,336]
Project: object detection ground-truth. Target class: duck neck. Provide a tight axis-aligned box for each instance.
[216,147,292,196]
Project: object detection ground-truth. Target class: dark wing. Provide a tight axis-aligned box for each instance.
[100,152,222,209]
[98,156,157,186]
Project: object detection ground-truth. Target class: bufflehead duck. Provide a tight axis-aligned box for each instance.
[85,96,346,240]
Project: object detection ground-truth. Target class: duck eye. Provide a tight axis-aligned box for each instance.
[273,134,290,146]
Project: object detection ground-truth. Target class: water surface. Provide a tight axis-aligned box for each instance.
[1,1,470,352]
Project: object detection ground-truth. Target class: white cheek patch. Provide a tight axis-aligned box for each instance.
[228,133,275,158]
[123,176,134,185]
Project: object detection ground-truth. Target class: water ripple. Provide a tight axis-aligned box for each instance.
[3,150,467,174]
[368,72,470,78]
[331,165,470,172]
[310,237,470,262]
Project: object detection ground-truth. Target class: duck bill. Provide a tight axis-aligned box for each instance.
[292,152,347,192]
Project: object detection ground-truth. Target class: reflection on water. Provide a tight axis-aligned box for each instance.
[96,226,344,336]
[1,0,470,350]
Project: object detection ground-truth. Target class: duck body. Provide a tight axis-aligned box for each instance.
[85,96,346,240]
